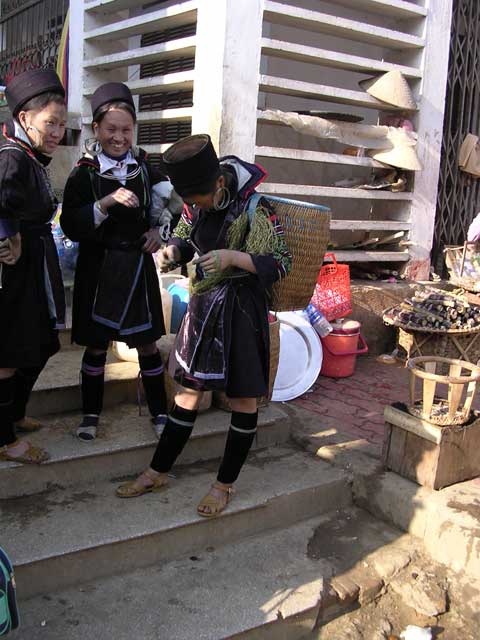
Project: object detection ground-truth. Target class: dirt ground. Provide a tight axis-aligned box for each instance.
[309,587,477,640]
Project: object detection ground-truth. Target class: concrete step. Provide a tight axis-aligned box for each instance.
[28,349,138,417]
[355,469,480,581]
[0,403,290,499]
[2,447,351,599]
[18,507,408,640]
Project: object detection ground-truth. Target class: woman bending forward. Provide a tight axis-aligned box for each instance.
[116,134,292,517]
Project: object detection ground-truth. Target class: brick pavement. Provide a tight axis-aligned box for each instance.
[291,356,480,452]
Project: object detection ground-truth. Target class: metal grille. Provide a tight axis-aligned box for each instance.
[0,0,69,83]
[433,0,480,272]
[137,121,192,145]
[137,21,196,148]
[139,89,193,112]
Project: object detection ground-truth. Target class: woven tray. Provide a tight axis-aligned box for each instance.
[383,305,480,335]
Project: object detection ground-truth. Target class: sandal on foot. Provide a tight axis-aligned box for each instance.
[0,439,49,464]
[116,470,168,498]
[14,416,45,432]
[197,483,234,518]
[76,416,98,442]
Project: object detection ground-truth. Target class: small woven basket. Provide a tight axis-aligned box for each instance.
[407,356,480,426]
[444,242,480,293]
[261,196,331,312]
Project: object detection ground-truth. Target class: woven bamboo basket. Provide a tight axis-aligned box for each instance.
[407,356,480,426]
[444,242,480,293]
[213,318,280,411]
[261,196,331,312]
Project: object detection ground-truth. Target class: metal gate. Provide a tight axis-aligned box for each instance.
[433,0,480,272]
[0,0,69,83]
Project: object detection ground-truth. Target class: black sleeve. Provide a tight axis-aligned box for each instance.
[60,166,99,242]
[0,147,30,238]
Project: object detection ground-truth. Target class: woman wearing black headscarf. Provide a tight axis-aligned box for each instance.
[116,134,292,517]
[0,69,67,464]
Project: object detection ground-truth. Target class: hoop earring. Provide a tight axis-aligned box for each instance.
[85,137,103,156]
[213,186,231,211]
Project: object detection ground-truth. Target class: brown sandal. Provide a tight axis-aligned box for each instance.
[14,416,45,433]
[0,439,49,464]
[116,470,169,498]
[197,483,234,518]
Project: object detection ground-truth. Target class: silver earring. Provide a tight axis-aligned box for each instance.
[85,137,103,156]
[213,186,231,211]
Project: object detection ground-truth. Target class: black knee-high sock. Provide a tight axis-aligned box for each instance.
[139,351,167,419]
[0,376,16,447]
[81,350,107,418]
[150,405,197,473]
[217,410,258,484]
[12,363,46,423]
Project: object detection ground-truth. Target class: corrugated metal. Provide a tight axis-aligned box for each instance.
[434,0,480,272]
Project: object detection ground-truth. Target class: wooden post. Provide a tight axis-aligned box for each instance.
[192,0,264,160]
[405,0,454,280]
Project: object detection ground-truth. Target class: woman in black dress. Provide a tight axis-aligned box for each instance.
[0,69,67,464]
[61,83,170,441]
[116,135,292,516]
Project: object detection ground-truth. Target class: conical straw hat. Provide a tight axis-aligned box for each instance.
[359,70,417,110]
[369,145,422,171]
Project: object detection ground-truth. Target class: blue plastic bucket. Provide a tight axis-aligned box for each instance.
[167,282,189,333]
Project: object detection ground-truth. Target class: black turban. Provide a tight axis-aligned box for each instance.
[91,82,135,118]
[162,134,220,195]
[6,69,65,117]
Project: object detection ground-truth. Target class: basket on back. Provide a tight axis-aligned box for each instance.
[247,194,331,312]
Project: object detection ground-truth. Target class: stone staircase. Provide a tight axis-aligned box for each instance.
[0,344,363,639]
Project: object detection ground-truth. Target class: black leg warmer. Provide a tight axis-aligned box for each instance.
[217,410,258,484]
[12,363,46,423]
[0,376,17,447]
[150,405,197,473]
[81,350,107,417]
[139,351,168,419]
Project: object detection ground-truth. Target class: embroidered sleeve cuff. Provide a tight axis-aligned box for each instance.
[93,202,108,228]
[0,217,19,239]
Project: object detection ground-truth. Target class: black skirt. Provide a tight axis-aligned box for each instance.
[0,227,61,368]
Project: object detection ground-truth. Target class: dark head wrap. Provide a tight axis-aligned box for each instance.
[162,134,220,195]
[91,82,135,119]
[6,69,65,117]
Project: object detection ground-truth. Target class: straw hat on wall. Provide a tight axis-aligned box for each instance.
[368,126,422,171]
[359,70,417,111]
[369,145,422,171]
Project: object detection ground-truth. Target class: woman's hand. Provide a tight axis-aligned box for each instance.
[0,233,22,265]
[141,228,162,254]
[193,249,236,274]
[99,188,139,211]
[157,245,181,272]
